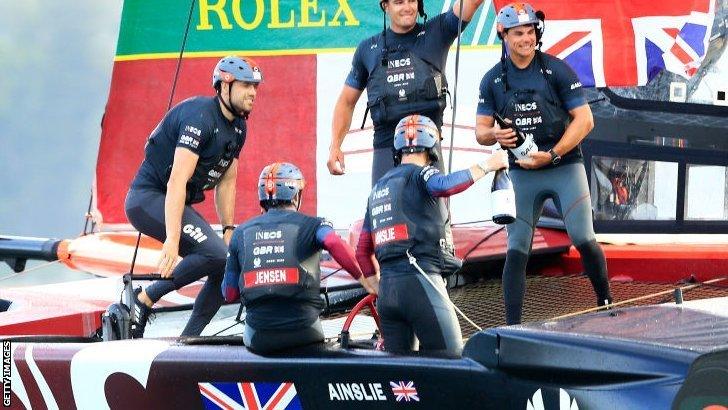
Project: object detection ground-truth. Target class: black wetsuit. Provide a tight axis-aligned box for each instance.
[223,209,331,353]
[478,52,612,324]
[125,96,245,336]
[345,10,467,185]
[359,164,476,357]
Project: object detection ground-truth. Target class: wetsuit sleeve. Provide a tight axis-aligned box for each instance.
[419,166,474,197]
[477,71,497,116]
[552,58,587,111]
[175,113,212,155]
[435,9,470,40]
[344,42,369,90]
[355,207,377,278]
[316,223,363,280]
[222,229,242,302]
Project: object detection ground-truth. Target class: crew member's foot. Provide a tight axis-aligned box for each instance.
[130,287,154,338]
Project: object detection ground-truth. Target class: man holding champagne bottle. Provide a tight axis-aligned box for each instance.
[474,2,612,325]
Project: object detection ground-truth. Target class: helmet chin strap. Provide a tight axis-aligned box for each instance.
[218,82,249,120]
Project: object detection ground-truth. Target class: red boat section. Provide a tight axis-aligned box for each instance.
[3,226,728,337]
[96,56,318,227]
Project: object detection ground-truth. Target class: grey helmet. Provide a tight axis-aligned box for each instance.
[497,3,539,30]
[212,56,263,88]
[258,162,305,208]
[393,115,440,164]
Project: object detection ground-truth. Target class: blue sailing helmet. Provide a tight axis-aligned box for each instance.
[497,3,539,30]
[394,115,439,152]
[258,162,306,207]
[212,56,263,88]
[393,115,440,165]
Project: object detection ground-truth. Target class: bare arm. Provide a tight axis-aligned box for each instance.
[328,85,364,175]
[475,114,516,147]
[452,0,484,21]
[215,158,238,246]
[160,148,198,277]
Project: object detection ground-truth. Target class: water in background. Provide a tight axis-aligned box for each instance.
[0,260,94,288]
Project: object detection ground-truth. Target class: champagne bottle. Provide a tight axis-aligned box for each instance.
[493,112,538,161]
[491,168,516,225]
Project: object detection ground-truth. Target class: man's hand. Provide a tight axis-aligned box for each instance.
[485,150,509,172]
[158,238,180,277]
[327,146,346,175]
[494,120,517,148]
[365,275,379,295]
[516,151,552,170]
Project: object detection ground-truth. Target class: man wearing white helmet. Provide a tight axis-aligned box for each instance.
[475,3,612,325]
[356,115,507,357]
[222,163,376,353]
[328,0,486,185]
[125,56,262,338]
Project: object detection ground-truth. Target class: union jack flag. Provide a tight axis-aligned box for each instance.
[494,0,715,87]
[390,381,420,402]
[198,381,302,410]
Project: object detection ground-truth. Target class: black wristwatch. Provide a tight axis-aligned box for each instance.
[548,149,562,165]
[222,225,237,234]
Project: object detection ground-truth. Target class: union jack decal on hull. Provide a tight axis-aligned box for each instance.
[199,381,302,410]
[390,381,419,402]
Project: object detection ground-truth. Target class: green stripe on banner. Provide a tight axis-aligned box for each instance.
[116,0,500,58]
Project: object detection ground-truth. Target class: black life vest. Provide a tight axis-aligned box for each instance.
[366,43,448,126]
[497,52,572,163]
[239,212,321,307]
[368,164,461,276]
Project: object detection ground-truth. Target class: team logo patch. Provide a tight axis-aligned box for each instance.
[199,381,302,410]
[390,381,419,402]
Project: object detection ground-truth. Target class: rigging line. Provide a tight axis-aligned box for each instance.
[446,0,466,176]
[548,276,728,321]
[407,249,483,332]
[0,260,63,282]
[128,0,197,276]
[211,318,245,336]
[82,188,94,236]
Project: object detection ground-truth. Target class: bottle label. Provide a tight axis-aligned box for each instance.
[510,134,538,161]
[491,187,516,220]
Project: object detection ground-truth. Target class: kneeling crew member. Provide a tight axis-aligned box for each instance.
[356,115,508,357]
[223,162,376,354]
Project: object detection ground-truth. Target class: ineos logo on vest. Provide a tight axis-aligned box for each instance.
[208,169,223,179]
[183,224,207,243]
[255,230,282,240]
[184,125,201,136]
[387,58,411,69]
[514,102,538,111]
[372,186,389,200]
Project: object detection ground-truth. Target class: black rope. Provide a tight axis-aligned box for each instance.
[129,0,197,275]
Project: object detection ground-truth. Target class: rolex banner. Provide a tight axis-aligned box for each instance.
[96,0,506,229]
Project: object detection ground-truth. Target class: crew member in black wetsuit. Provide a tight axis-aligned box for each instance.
[475,3,613,325]
[327,0,485,185]
[125,56,262,338]
[356,115,508,357]
[222,163,376,353]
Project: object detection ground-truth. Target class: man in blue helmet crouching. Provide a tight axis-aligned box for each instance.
[223,162,377,354]
[126,56,262,338]
[356,115,508,357]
